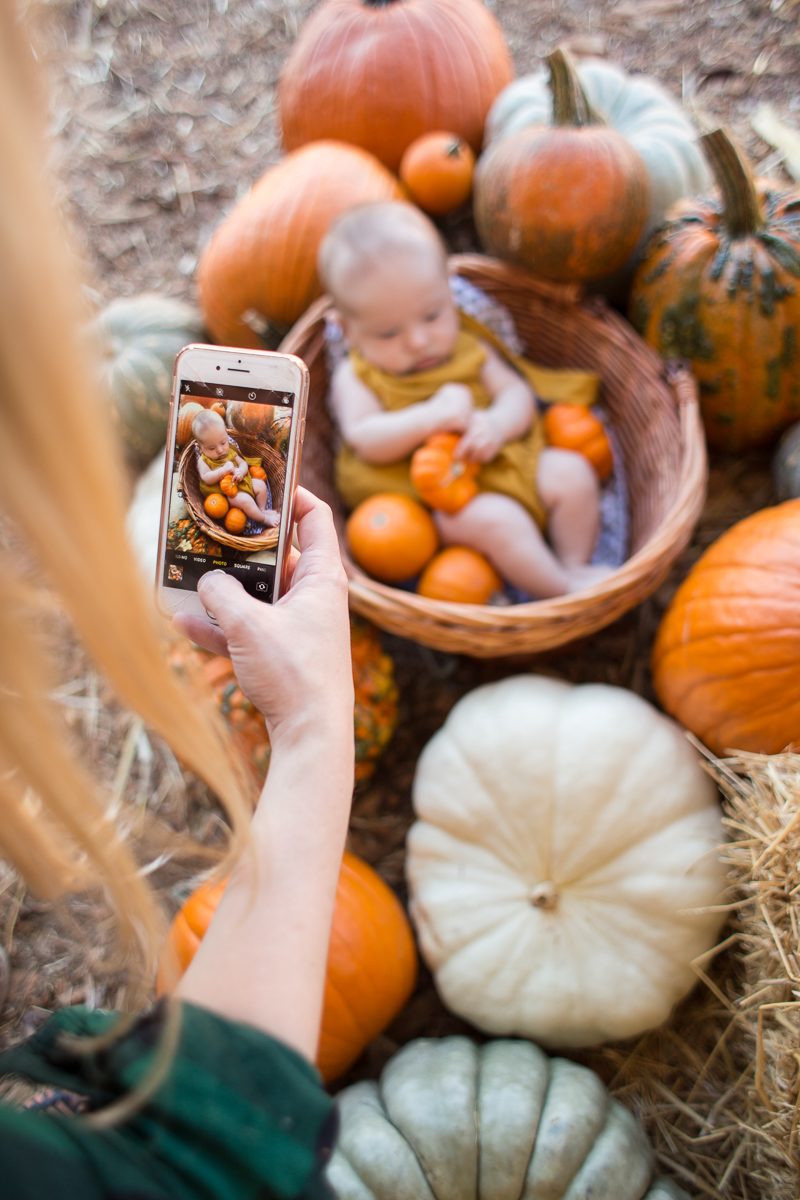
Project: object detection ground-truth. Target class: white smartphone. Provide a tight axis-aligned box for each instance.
[155,343,308,617]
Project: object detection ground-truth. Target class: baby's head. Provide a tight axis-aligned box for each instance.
[318,202,459,376]
[192,409,230,459]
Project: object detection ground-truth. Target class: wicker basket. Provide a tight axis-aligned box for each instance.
[281,254,707,658]
[179,432,286,553]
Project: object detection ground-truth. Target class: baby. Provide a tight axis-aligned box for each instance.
[192,410,279,528]
[318,202,609,598]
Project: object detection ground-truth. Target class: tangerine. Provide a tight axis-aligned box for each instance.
[203,493,229,520]
[224,507,248,534]
[346,493,438,583]
[417,546,503,604]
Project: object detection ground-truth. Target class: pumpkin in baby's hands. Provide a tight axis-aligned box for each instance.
[406,675,726,1047]
[410,432,479,514]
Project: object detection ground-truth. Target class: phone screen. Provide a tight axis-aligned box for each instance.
[161,376,299,604]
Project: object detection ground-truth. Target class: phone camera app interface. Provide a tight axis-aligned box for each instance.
[163,380,296,601]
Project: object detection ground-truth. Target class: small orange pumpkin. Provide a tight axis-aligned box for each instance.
[543,405,614,480]
[417,546,503,603]
[219,474,238,498]
[249,464,267,481]
[410,432,480,513]
[224,507,247,533]
[156,851,417,1083]
[346,493,439,582]
[400,132,476,215]
[203,493,229,520]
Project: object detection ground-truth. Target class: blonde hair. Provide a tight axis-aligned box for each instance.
[318,201,448,309]
[0,6,251,1003]
[192,409,227,440]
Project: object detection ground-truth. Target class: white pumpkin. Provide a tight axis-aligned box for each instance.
[327,1036,690,1200]
[485,59,711,261]
[406,676,726,1047]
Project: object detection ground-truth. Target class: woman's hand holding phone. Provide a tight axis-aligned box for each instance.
[173,487,353,751]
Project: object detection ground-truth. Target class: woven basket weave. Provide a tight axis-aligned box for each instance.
[179,431,286,553]
[281,254,707,658]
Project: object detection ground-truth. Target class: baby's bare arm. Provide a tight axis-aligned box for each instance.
[197,455,236,483]
[330,358,472,463]
[456,346,537,463]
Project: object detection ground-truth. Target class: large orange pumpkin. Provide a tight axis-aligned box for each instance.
[176,401,203,446]
[227,400,275,439]
[157,851,417,1082]
[278,0,513,173]
[346,493,439,582]
[197,141,402,343]
[630,128,800,451]
[652,500,800,755]
[474,48,650,283]
[410,432,479,513]
[543,404,614,480]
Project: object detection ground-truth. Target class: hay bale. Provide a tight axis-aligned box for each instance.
[586,750,800,1200]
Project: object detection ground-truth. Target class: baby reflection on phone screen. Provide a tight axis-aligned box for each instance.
[193,410,280,529]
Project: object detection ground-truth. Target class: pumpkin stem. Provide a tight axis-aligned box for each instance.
[529,881,559,911]
[548,47,601,128]
[700,128,764,237]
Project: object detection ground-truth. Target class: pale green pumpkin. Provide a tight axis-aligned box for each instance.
[92,293,206,470]
[327,1037,689,1200]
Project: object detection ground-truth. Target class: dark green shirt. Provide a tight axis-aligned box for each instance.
[0,1002,336,1199]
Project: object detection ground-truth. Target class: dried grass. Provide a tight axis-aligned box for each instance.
[585,751,800,1200]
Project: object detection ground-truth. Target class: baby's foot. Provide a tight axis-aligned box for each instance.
[261,509,280,528]
[566,563,615,593]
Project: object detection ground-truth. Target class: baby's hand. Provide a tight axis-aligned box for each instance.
[234,463,248,481]
[456,410,506,463]
[428,383,473,433]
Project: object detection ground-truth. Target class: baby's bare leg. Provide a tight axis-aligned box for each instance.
[251,479,280,526]
[436,492,572,598]
[537,447,600,567]
[230,492,267,523]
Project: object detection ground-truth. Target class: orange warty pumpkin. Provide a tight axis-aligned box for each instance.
[543,405,614,480]
[203,493,229,520]
[169,616,398,788]
[417,546,503,604]
[400,132,476,216]
[346,493,439,582]
[278,0,513,173]
[224,507,247,533]
[410,432,479,513]
[652,500,800,755]
[219,474,238,498]
[474,48,650,282]
[197,141,402,343]
[630,128,800,451]
[157,851,417,1083]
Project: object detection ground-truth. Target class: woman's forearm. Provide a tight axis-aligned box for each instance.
[176,716,354,1060]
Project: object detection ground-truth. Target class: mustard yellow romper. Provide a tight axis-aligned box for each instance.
[335,329,548,527]
[197,444,255,499]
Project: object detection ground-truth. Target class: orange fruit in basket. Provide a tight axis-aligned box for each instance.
[417,547,503,604]
[346,493,438,582]
[203,493,229,520]
[249,464,267,480]
[219,474,238,497]
[224,508,248,534]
